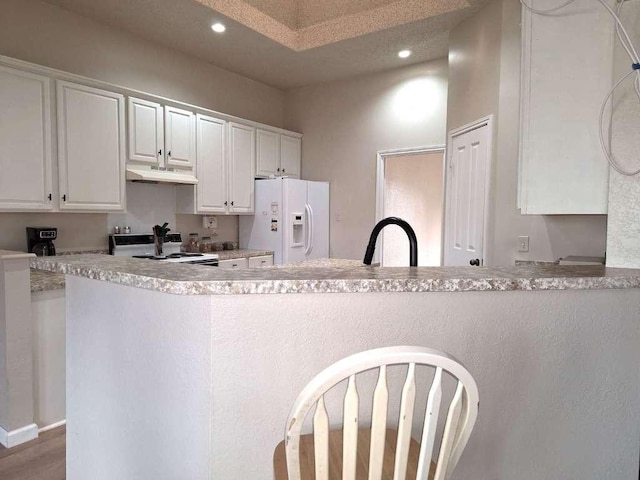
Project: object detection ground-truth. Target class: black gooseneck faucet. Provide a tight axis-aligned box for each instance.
[363,217,418,267]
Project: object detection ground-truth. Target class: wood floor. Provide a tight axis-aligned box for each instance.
[0,426,65,480]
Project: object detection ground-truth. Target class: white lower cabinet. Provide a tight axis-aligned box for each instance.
[218,258,249,269]
[57,81,126,211]
[0,66,53,210]
[248,255,274,268]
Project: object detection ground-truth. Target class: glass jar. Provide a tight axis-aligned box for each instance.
[187,233,200,253]
[200,236,212,253]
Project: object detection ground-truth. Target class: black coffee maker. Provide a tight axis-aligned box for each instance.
[27,227,57,256]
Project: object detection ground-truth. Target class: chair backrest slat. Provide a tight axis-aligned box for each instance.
[283,346,479,480]
[393,363,417,480]
[342,375,359,480]
[433,381,464,480]
[416,367,443,480]
[313,396,329,480]
[367,366,389,480]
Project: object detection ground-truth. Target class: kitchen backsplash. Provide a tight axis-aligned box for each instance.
[0,182,239,253]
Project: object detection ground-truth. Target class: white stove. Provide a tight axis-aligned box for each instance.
[109,233,219,266]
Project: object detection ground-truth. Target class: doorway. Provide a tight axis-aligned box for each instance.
[443,116,493,267]
[376,147,446,266]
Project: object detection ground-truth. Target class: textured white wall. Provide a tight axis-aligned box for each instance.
[285,60,449,260]
[606,2,640,268]
[31,289,66,429]
[0,255,35,437]
[64,276,640,479]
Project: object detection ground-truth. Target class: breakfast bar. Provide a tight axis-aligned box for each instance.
[31,255,640,480]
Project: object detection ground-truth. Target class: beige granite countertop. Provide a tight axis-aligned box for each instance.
[30,269,65,292]
[30,254,640,296]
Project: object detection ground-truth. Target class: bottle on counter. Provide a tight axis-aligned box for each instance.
[187,233,200,253]
[200,237,212,253]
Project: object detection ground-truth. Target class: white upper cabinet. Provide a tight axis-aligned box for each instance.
[128,97,163,165]
[196,114,227,213]
[256,129,280,177]
[228,122,255,213]
[57,81,126,211]
[165,106,195,169]
[280,135,301,179]
[519,3,611,214]
[255,130,301,179]
[0,66,53,211]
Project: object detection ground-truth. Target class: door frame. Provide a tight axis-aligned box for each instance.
[444,115,494,266]
[375,145,446,266]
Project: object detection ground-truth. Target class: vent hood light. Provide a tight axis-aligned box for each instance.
[398,50,412,58]
[211,23,226,33]
[126,166,198,185]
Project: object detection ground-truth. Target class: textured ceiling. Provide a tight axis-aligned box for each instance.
[41,0,489,89]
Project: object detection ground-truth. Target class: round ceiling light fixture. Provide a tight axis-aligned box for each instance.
[211,23,226,33]
[398,50,412,59]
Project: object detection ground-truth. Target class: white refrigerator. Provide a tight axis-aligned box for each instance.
[239,178,329,264]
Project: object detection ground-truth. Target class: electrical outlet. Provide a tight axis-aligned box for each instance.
[203,216,218,229]
[518,235,530,252]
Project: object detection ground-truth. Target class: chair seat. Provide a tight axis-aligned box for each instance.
[274,428,435,480]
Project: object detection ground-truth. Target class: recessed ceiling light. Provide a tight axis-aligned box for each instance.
[398,50,412,59]
[211,23,226,33]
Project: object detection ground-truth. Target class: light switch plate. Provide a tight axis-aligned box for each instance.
[518,235,530,252]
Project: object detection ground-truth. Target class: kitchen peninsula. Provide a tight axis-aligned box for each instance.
[31,255,640,480]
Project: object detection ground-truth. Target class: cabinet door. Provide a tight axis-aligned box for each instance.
[280,135,301,179]
[0,66,53,210]
[165,106,195,169]
[256,129,280,177]
[57,81,125,211]
[128,97,163,166]
[248,255,273,268]
[196,114,227,213]
[218,258,249,269]
[228,122,255,214]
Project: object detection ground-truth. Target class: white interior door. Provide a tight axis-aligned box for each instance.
[444,118,491,266]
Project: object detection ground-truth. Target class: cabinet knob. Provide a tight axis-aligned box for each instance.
[48,193,52,201]
[167,150,171,157]
[231,201,234,206]
[158,149,162,156]
[282,168,285,173]
[62,194,67,202]
[224,201,228,206]
[469,259,480,266]
[277,168,280,172]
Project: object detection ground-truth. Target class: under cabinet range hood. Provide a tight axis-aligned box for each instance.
[126,165,198,185]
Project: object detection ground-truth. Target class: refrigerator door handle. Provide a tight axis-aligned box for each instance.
[307,203,314,256]
[304,203,312,256]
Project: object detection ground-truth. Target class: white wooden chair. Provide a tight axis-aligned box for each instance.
[273,346,479,480]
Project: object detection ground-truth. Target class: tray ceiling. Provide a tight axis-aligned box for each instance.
[41,0,489,89]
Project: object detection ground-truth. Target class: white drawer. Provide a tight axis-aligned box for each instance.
[248,255,274,268]
[218,258,249,269]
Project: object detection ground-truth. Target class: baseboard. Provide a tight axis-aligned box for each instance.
[38,419,66,434]
[0,423,39,448]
